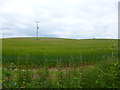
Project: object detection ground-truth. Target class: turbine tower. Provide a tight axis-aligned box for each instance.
[3,30,5,38]
[3,29,4,39]
[34,21,39,40]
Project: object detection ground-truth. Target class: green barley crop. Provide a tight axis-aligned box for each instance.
[2,38,119,88]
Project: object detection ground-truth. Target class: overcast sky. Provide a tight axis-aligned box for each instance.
[0,0,119,39]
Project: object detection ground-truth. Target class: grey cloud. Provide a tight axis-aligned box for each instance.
[0,0,118,39]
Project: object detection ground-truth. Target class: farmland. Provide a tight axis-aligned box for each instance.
[2,37,120,88]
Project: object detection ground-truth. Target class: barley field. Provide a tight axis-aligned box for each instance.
[2,37,120,88]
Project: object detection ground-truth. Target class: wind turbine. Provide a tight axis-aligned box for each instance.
[2,29,5,39]
[34,21,39,40]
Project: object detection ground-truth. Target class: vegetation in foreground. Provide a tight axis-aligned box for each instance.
[2,37,119,88]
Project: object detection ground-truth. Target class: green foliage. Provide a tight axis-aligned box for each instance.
[2,38,119,88]
[81,58,120,88]
[17,69,32,88]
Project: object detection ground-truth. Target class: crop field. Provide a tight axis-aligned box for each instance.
[2,37,120,88]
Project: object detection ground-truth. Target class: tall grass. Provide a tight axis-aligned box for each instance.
[2,57,119,88]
